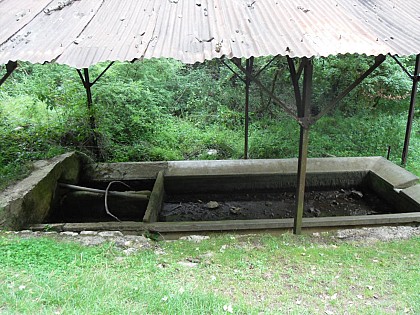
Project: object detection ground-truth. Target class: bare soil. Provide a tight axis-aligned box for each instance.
[160,187,395,222]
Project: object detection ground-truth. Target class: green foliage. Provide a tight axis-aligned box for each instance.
[1,54,419,189]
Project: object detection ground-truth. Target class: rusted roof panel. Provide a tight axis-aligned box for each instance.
[0,0,419,68]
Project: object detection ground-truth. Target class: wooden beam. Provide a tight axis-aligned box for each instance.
[29,212,420,233]
[143,170,165,223]
[294,58,313,235]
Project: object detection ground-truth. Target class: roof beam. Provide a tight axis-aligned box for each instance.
[231,58,299,123]
[313,55,386,123]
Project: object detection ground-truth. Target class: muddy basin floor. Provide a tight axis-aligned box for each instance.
[160,188,395,222]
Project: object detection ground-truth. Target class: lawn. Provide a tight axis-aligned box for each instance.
[0,231,419,314]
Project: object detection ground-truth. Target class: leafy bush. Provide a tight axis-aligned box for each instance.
[1,55,419,190]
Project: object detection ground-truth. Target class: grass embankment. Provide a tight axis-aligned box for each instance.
[0,233,418,314]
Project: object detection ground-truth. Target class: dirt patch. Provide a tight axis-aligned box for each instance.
[160,188,395,222]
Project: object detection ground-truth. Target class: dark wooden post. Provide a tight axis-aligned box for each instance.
[0,61,17,86]
[402,54,420,166]
[82,68,98,135]
[294,58,313,235]
[76,63,114,160]
[244,57,254,159]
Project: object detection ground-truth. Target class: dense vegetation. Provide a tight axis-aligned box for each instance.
[0,55,418,190]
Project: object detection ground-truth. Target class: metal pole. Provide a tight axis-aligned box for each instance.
[402,54,420,166]
[294,58,313,235]
[244,58,254,159]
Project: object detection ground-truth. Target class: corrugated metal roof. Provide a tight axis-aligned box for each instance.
[0,0,419,68]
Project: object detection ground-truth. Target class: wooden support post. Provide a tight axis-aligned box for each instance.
[293,58,313,235]
[143,170,165,223]
[0,61,17,86]
[402,54,420,166]
[244,57,254,159]
[76,63,114,160]
[294,126,310,234]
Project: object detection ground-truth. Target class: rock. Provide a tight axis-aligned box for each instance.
[308,207,321,217]
[98,231,124,237]
[19,230,33,234]
[206,201,219,209]
[125,235,149,242]
[77,236,106,246]
[207,149,218,156]
[80,231,98,236]
[179,235,210,243]
[178,261,198,268]
[350,190,364,199]
[123,248,138,256]
[230,206,241,214]
[60,231,78,237]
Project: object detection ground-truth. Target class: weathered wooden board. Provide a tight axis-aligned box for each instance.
[30,212,420,233]
[143,170,165,223]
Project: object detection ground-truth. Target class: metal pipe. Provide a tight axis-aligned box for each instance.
[402,54,420,166]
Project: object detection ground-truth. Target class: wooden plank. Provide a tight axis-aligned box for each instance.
[30,212,420,233]
[143,170,165,223]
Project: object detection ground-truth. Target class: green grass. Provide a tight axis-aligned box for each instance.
[0,233,418,314]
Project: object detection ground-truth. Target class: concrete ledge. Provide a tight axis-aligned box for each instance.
[370,158,419,189]
[83,162,168,181]
[399,185,420,212]
[367,158,419,212]
[166,157,381,177]
[0,152,81,230]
